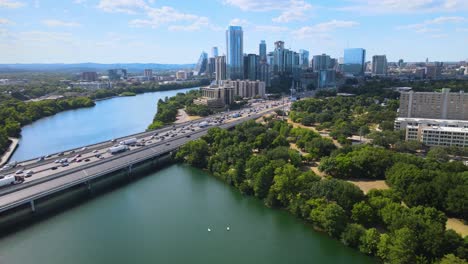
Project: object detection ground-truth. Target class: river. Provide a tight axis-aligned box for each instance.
[1,88,375,263]
[11,87,198,162]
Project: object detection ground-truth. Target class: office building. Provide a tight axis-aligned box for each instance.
[215,55,227,81]
[208,57,216,79]
[226,26,244,80]
[258,63,270,87]
[399,89,468,120]
[244,54,259,81]
[299,49,309,69]
[176,71,187,80]
[195,80,266,107]
[343,48,366,76]
[372,55,388,76]
[313,54,332,71]
[273,41,285,74]
[211,47,218,58]
[81,72,98,82]
[426,62,443,80]
[311,54,336,88]
[108,69,127,81]
[195,51,208,76]
[144,69,153,79]
[259,40,267,63]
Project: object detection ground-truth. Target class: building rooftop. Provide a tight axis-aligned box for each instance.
[396,117,468,123]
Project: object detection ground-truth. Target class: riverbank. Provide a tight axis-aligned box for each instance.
[0,138,18,167]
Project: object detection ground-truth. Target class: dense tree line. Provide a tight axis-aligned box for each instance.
[147,90,214,130]
[290,96,399,144]
[0,97,95,154]
[319,145,468,220]
[175,120,467,263]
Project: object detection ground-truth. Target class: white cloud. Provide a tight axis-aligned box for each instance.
[16,31,75,43]
[229,18,250,27]
[0,18,13,25]
[97,0,148,14]
[0,0,25,8]
[130,6,219,31]
[339,0,468,14]
[292,20,359,39]
[272,0,313,23]
[73,0,86,4]
[398,16,466,33]
[254,25,289,33]
[430,34,449,38]
[42,19,81,27]
[223,0,290,11]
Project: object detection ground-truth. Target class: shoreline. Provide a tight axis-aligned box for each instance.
[0,138,19,167]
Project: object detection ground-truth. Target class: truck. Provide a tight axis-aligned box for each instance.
[119,138,137,145]
[0,175,24,188]
[198,121,209,128]
[108,145,129,154]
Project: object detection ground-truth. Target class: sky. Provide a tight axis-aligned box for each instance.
[0,0,467,64]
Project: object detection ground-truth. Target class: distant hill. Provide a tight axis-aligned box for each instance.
[0,63,196,73]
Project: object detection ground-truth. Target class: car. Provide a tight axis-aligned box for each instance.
[70,150,75,154]
[166,143,170,146]
[36,157,44,162]
[111,139,117,143]
[93,150,98,153]
[76,154,82,158]
[55,159,60,163]
[81,147,87,151]
[186,135,191,138]
[84,158,90,162]
[45,154,51,158]
[15,169,24,175]
[95,154,101,158]
[51,166,58,170]
[61,162,69,167]
[99,156,105,160]
[58,152,64,156]
[76,159,82,163]
[147,141,152,144]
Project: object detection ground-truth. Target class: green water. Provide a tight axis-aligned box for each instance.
[0,165,375,264]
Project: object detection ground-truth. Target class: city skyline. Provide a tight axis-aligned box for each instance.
[0,0,467,64]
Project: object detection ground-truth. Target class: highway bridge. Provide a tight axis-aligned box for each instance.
[0,101,288,220]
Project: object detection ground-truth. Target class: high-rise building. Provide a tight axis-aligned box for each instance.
[244,54,259,81]
[215,55,227,81]
[311,54,335,88]
[343,48,366,76]
[313,54,332,71]
[211,47,218,58]
[259,40,267,63]
[372,55,388,76]
[426,62,443,80]
[399,89,468,120]
[195,52,208,76]
[299,49,309,69]
[258,63,270,87]
[81,72,97,82]
[144,69,153,79]
[176,71,187,80]
[273,41,285,74]
[398,59,405,68]
[226,26,244,80]
[208,57,216,79]
[108,69,127,81]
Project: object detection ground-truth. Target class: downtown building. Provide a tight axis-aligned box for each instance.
[226,26,244,80]
[372,55,388,76]
[343,48,366,76]
[396,88,468,147]
[194,80,266,108]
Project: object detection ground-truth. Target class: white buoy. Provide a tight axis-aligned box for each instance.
[208,228,211,232]
[227,227,230,231]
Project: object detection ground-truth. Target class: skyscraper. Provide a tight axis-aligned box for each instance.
[211,47,218,58]
[226,26,244,80]
[343,48,366,76]
[195,51,208,76]
[372,55,388,76]
[313,54,332,71]
[259,40,267,63]
[215,55,226,81]
[244,54,259,81]
[299,49,309,68]
[208,57,216,79]
[312,54,335,88]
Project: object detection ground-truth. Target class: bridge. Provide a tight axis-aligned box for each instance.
[0,101,288,224]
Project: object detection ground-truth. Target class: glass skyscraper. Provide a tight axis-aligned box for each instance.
[259,40,267,63]
[226,26,244,80]
[343,48,366,75]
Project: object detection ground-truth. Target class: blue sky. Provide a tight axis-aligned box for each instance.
[0,0,467,64]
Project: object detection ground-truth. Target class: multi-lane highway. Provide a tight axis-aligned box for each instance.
[0,99,290,213]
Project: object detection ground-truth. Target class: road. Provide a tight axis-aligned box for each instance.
[0,99,290,212]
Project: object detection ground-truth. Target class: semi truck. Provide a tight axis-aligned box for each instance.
[108,145,129,154]
[0,175,24,188]
[119,138,137,145]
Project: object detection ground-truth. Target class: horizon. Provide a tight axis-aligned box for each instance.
[0,0,467,64]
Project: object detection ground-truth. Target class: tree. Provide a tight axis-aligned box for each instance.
[359,228,381,255]
[175,139,209,168]
[310,201,347,238]
[427,147,450,162]
[341,223,366,248]
[382,228,418,264]
[253,164,275,199]
[351,201,376,227]
[439,254,467,264]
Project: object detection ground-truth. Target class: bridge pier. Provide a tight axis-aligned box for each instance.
[127,164,133,177]
[86,181,92,191]
[30,200,36,213]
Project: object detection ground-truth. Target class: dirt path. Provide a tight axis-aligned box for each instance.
[0,138,19,166]
[347,180,389,194]
[287,120,342,148]
[175,109,201,123]
[447,218,468,236]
